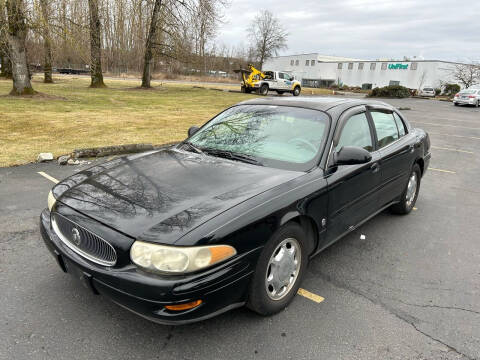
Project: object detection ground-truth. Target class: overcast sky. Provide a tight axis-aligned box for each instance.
[216,0,480,62]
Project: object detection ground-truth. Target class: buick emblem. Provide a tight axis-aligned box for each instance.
[71,228,82,246]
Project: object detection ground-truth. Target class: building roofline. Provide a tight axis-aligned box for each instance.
[320,60,469,66]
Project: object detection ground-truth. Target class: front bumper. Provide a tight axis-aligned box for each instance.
[40,209,259,325]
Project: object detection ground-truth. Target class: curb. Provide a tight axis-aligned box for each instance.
[73,143,156,158]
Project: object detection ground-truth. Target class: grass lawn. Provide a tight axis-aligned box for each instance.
[0,75,334,167]
[0,76,255,167]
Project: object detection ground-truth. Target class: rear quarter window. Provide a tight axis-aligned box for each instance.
[393,113,407,137]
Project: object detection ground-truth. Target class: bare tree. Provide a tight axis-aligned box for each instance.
[39,0,53,83]
[0,0,12,78]
[452,63,480,89]
[247,10,287,69]
[5,0,35,95]
[417,70,427,91]
[141,0,162,88]
[88,0,105,87]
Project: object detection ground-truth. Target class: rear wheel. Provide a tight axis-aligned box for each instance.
[390,164,421,214]
[292,86,301,96]
[259,84,269,96]
[247,223,308,315]
[454,102,459,106]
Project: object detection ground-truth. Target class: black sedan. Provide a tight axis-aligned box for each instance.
[40,97,431,324]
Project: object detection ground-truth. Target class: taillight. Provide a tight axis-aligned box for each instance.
[454,93,459,97]
[469,95,476,98]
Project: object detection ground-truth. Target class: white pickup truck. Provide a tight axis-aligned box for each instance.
[251,71,302,96]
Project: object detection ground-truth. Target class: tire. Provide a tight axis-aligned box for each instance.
[259,84,269,96]
[390,164,421,215]
[292,86,301,96]
[476,100,479,108]
[454,102,459,106]
[247,222,308,316]
[276,90,285,95]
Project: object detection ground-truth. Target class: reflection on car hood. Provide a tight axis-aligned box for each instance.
[55,149,302,244]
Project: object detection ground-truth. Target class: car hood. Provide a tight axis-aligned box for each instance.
[54,148,302,244]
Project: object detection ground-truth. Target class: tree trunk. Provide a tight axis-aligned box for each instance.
[39,0,53,83]
[5,0,35,95]
[141,0,162,88]
[88,0,105,88]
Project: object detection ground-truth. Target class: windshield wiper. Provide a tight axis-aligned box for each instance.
[202,148,263,166]
[182,141,205,155]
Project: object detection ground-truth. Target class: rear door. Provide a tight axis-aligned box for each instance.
[368,108,413,208]
[325,106,382,247]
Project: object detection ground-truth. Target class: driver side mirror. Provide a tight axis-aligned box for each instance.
[290,76,294,81]
[333,146,372,166]
[188,126,200,137]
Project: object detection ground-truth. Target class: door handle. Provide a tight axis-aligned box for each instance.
[370,163,380,173]
[409,144,414,153]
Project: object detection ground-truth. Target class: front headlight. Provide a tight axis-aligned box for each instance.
[130,241,236,274]
[48,190,56,211]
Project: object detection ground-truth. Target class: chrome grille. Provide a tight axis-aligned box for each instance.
[52,213,117,266]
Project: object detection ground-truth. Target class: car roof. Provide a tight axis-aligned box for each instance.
[238,96,394,113]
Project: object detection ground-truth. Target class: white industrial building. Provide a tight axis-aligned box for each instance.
[263,53,462,90]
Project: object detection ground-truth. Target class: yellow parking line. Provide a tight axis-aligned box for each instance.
[431,146,474,154]
[37,171,59,184]
[428,167,456,174]
[298,288,325,303]
[413,207,418,211]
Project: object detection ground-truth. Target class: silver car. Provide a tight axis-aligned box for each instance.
[419,87,435,97]
[453,89,480,107]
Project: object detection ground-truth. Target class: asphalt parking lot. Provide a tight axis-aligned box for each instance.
[1,97,479,360]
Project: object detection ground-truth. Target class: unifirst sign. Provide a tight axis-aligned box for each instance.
[389,63,408,70]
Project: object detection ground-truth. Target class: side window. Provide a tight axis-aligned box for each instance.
[393,113,407,137]
[336,113,373,152]
[371,111,399,148]
[278,73,284,79]
[311,60,315,66]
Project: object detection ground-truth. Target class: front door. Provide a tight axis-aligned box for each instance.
[324,107,382,247]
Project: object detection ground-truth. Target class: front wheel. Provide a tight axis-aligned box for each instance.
[259,84,269,96]
[292,86,301,96]
[247,223,308,315]
[390,164,421,214]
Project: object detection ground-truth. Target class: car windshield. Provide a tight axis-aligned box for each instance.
[423,88,434,91]
[187,105,329,171]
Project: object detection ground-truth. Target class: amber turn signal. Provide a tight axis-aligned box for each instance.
[165,300,203,311]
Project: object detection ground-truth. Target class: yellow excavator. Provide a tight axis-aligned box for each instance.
[234,64,301,96]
